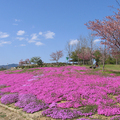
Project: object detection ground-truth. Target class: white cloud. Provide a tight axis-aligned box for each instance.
[0,40,11,46]
[16,37,24,41]
[69,39,79,45]
[28,39,36,43]
[35,42,44,46]
[28,33,39,43]
[0,32,9,38]
[17,30,25,35]
[93,39,101,44]
[15,19,21,22]
[31,33,38,40]
[39,32,42,35]
[20,44,26,46]
[44,31,55,39]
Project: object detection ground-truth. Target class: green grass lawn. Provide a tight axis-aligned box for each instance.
[75,64,120,71]
[74,64,120,76]
[100,64,120,71]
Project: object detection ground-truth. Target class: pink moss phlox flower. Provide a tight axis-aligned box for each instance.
[15,93,38,108]
[110,115,120,120]
[76,118,100,120]
[23,101,49,113]
[0,66,120,119]
[109,73,116,76]
[0,89,5,96]
[49,102,57,108]
[116,95,120,103]
[97,105,120,116]
[1,93,18,104]
[76,118,90,120]
[0,84,6,88]
[42,108,93,119]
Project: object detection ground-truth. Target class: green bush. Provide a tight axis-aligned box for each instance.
[80,104,98,113]
[105,55,116,64]
[45,64,47,67]
[59,62,66,66]
[51,64,54,67]
[21,66,25,69]
[0,67,6,71]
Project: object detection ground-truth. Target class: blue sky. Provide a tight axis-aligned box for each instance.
[0,0,119,65]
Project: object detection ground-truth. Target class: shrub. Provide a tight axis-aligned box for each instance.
[21,66,25,69]
[80,105,98,113]
[59,62,66,66]
[51,64,54,67]
[45,64,47,67]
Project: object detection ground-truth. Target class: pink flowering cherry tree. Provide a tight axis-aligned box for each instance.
[50,50,64,66]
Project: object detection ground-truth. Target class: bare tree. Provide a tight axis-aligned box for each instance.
[87,33,94,67]
[25,59,31,64]
[99,43,110,72]
[87,33,99,67]
[50,50,63,65]
[19,59,31,66]
[65,40,74,63]
[19,59,23,66]
[110,47,120,65]
[77,36,88,65]
[74,39,81,65]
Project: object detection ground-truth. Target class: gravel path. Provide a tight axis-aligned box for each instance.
[0,106,28,120]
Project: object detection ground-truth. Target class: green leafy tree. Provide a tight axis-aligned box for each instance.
[105,55,116,64]
[0,67,6,71]
[93,50,102,64]
[30,57,43,66]
[70,50,82,63]
[70,51,78,62]
[37,59,43,66]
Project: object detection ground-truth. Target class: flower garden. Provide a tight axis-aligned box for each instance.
[0,65,120,120]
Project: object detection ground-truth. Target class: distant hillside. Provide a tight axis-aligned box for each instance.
[0,64,19,69]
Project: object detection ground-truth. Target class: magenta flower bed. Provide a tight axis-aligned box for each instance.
[1,93,18,104]
[0,66,120,119]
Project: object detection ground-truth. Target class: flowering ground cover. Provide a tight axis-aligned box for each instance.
[0,66,120,120]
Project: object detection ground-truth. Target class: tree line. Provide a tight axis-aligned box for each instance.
[19,7,120,72]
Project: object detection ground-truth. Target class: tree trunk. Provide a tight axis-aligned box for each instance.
[56,61,59,66]
[102,59,105,72]
[78,57,79,65]
[91,58,93,69]
[116,58,118,65]
[83,59,84,65]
